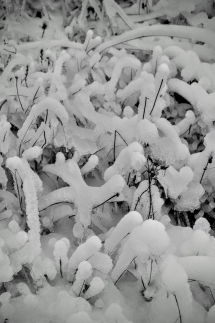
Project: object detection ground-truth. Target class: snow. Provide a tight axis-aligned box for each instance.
[67,236,102,279]
[1,3,215,323]
[180,229,210,256]
[104,142,145,181]
[178,256,215,286]
[0,292,11,304]
[104,211,143,254]
[206,305,215,323]
[88,252,113,275]
[0,264,14,283]
[158,165,194,199]
[8,220,20,234]
[204,130,215,152]
[76,261,92,280]
[23,295,39,308]
[22,146,43,160]
[133,220,170,256]
[84,277,105,299]
[193,218,211,233]
[66,311,92,323]
[161,255,188,292]
[0,303,15,320]
[136,119,159,145]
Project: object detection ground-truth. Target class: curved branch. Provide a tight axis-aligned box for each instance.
[95,25,215,54]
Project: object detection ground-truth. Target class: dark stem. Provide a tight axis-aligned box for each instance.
[114,256,137,285]
[149,79,163,115]
[15,77,25,112]
[134,188,148,211]
[138,0,142,15]
[147,158,154,219]
[13,170,23,213]
[127,172,131,185]
[41,130,47,149]
[143,97,148,119]
[33,86,40,104]
[78,280,85,297]
[148,259,153,285]
[0,100,7,110]
[39,201,72,212]
[180,125,192,137]
[18,118,35,156]
[23,65,29,87]
[113,130,128,162]
[200,154,212,183]
[93,192,120,210]
[84,35,91,53]
[31,129,45,148]
[113,131,116,163]
[174,294,182,323]
[91,145,107,156]
[116,13,132,30]
[41,23,47,38]
[209,287,215,304]
[59,259,63,278]
[3,131,7,142]
[141,275,146,291]
[109,232,130,256]
[4,48,16,54]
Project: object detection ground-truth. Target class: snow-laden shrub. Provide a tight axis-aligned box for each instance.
[0,3,215,323]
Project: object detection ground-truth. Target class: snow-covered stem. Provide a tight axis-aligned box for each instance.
[95,25,215,54]
[81,155,99,176]
[72,261,92,296]
[84,277,105,300]
[6,157,41,258]
[104,211,143,255]
[67,236,102,280]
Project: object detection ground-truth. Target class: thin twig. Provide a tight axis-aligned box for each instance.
[174,294,182,323]
[15,77,25,112]
[114,256,137,285]
[149,79,163,115]
[93,192,120,210]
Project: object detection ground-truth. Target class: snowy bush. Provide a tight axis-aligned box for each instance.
[0,1,215,322]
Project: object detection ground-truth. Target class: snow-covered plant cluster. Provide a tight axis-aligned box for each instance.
[0,0,215,322]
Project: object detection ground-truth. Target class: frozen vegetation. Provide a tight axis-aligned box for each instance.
[0,0,215,322]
